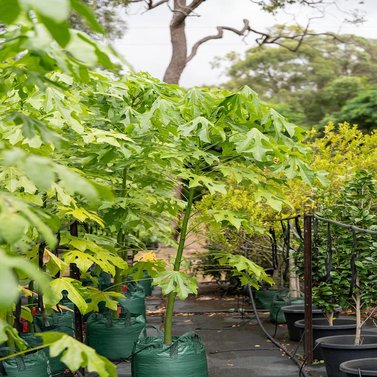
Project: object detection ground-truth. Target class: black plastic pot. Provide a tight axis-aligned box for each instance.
[132,332,208,377]
[283,305,324,341]
[340,358,377,376]
[295,317,357,359]
[316,335,377,377]
[283,305,339,341]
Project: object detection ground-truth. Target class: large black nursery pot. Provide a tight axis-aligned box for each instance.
[132,332,208,377]
[340,358,377,377]
[282,304,340,341]
[86,313,146,360]
[316,335,377,377]
[2,350,51,377]
[295,317,356,359]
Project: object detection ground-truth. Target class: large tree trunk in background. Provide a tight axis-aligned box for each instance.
[163,0,188,84]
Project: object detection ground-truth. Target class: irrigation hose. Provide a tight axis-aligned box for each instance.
[246,285,310,377]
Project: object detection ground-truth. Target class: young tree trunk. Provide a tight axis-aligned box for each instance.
[164,187,195,344]
[325,311,334,326]
[289,250,300,298]
[354,275,362,345]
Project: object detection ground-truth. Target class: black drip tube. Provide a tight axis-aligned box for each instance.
[246,285,310,377]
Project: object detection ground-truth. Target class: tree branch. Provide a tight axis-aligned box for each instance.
[146,0,169,9]
[170,0,205,27]
[128,0,169,10]
[187,19,251,63]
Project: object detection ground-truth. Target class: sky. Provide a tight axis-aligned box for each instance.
[113,0,377,88]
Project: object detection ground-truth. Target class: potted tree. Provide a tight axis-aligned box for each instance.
[125,83,319,376]
[310,170,377,377]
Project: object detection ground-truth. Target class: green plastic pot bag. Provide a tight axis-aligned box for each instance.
[98,272,112,291]
[118,283,146,318]
[137,276,153,296]
[30,310,74,374]
[254,289,283,310]
[270,294,304,324]
[2,350,51,377]
[86,313,146,360]
[21,333,66,376]
[270,297,290,323]
[132,332,208,377]
[34,310,75,337]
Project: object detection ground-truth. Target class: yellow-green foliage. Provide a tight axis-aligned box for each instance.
[196,186,279,269]
[197,122,377,261]
[309,122,377,198]
[287,122,377,212]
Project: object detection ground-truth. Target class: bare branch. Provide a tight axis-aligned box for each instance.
[187,19,251,63]
[170,0,205,26]
[360,306,377,328]
[127,0,168,11]
[248,17,346,53]
[146,0,169,9]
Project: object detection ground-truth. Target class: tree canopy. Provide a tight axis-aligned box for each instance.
[218,29,377,128]
[328,86,377,132]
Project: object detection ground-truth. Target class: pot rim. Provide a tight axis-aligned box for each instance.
[295,317,356,329]
[282,305,323,314]
[316,335,377,349]
[340,358,377,375]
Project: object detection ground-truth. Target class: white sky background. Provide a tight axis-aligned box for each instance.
[114,0,377,88]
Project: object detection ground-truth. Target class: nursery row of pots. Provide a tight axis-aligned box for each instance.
[281,303,377,377]
[1,278,209,377]
[92,281,208,377]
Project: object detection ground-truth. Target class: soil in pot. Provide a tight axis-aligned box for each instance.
[283,305,340,341]
[295,317,357,359]
[132,332,208,377]
[340,358,377,376]
[316,335,377,377]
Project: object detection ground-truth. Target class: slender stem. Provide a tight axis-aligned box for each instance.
[164,187,195,345]
[114,168,128,293]
[114,230,125,293]
[354,274,361,345]
[0,343,53,362]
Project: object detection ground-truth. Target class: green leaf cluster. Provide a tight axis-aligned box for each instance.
[310,170,377,318]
